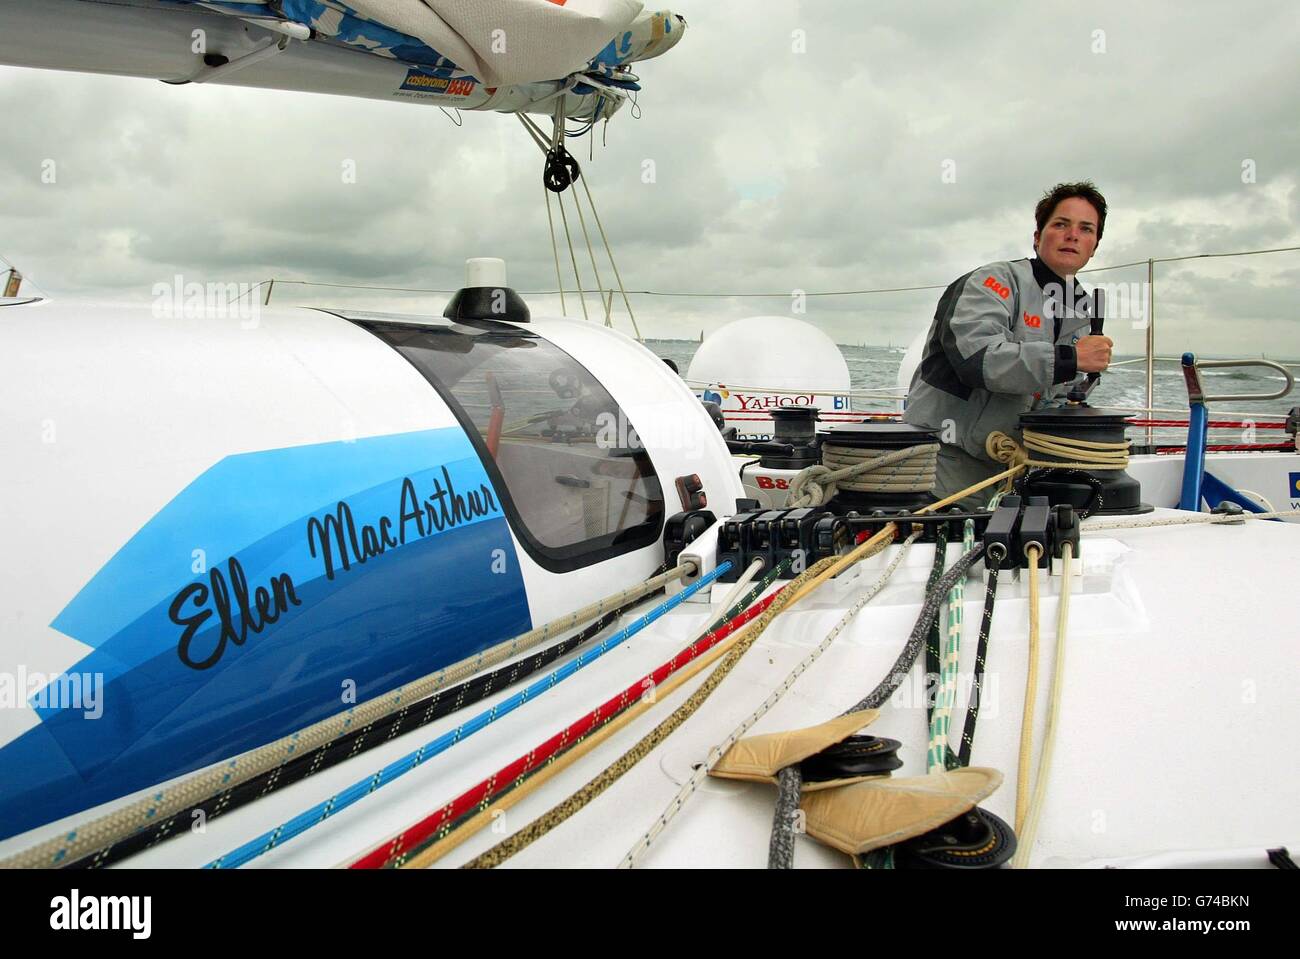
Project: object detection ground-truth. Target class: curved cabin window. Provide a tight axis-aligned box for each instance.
[347,312,665,572]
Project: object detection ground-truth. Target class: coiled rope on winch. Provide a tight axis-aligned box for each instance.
[619,531,925,869]
[205,563,731,869]
[766,542,988,868]
[786,442,940,508]
[986,428,1131,474]
[0,562,694,870]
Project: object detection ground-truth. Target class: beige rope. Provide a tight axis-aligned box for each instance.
[1014,545,1043,834]
[1013,543,1074,868]
[785,442,940,508]
[987,429,1131,474]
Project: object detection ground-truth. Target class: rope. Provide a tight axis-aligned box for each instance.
[463,526,910,869]
[69,588,655,869]
[958,549,1002,767]
[928,519,973,772]
[353,559,793,869]
[543,188,567,314]
[567,175,610,326]
[619,532,922,868]
[0,562,692,869]
[1013,543,1074,868]
[205,563,730,869]
[769,765,803,870]
[987,429,1131,474]
[460,555,848,867]
[785,442,939,508]
[576,171,641,340]
[1014,546,1043,834]
[922,523,954,769]
[401,469,1014,869]
[765,543,989,866]
[1082,510,1300,531]
[554,189,589,321]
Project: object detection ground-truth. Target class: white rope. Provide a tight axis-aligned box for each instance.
[1082,509,1300,531]
[617,532,921,868]
[785,443,939,508]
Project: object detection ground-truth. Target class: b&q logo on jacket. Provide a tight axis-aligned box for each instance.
[983,276,1011,299]
[1023,311,1042,328]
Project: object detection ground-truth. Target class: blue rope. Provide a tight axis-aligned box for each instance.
[206,561,733,868]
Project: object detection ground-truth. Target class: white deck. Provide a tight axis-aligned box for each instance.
[25,507,1287,870]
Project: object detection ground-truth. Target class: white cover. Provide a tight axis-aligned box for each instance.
[348,0,644,86]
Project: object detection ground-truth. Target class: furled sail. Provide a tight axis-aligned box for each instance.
[0,0,686,118]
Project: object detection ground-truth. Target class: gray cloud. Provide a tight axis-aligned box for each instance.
[1,0,1297,357]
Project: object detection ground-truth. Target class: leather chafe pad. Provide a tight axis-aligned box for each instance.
[799,767,1005,856]
[709,710,882,792]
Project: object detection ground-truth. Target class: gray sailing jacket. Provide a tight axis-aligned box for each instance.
[902,257,1095,462]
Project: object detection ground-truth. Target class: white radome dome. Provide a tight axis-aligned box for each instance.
[687,315,850,392]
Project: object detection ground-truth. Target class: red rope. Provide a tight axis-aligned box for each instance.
[1154,443,1294,454]
[347,583,789,869]
[1130,419,1287,430]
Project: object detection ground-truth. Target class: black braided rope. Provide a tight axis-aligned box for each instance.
[958,552,1001,768]
[1016,467,1104,518]
[69,578,667,870]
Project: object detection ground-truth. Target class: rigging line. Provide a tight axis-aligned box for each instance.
[354,559,791,869]
[1,562,691,869]
[205,562,732,869]
[554,187,589,321]
[576,168,641,341]
[67,585,658,870]
[544,187,568,314]
[253,241,1300,302]
[567,170,611,326]
[766,542,989,867]
[620,532,923,869]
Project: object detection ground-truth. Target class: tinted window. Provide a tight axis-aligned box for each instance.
[350,314,664,571]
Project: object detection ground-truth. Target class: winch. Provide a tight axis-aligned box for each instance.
[1015,407,1152,516]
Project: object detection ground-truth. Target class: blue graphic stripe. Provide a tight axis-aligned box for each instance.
[52,428,486,651]
[0,428,531,842]
[206,561,733,868]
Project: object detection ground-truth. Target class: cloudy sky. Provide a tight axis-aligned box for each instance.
[2,0,1299,357]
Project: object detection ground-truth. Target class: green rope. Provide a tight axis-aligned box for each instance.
[928,518,974,772]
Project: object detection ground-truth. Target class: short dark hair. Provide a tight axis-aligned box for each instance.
[1035,181,1107,241]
